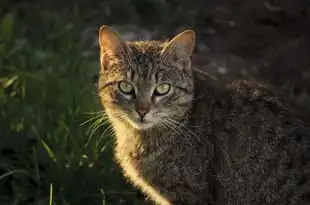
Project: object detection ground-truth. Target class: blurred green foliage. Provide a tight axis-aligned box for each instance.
[0,1,165,204]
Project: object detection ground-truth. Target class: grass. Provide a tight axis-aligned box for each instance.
[0,5,147,205]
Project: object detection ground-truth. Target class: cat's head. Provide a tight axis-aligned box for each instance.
[98,25,195,130]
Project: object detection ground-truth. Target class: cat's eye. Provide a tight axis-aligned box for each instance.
[118,81,134,94]
[154,83,171,96]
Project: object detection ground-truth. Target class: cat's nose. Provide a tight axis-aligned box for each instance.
[135,102,151,119]
[136,108,149,119]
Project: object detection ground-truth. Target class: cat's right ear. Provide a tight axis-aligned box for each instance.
[98,25,132,67]
[160,30,195,62]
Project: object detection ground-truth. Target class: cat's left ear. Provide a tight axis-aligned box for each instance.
[160,30,195,63]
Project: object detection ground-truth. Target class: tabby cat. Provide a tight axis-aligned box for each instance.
[97,25,310,205]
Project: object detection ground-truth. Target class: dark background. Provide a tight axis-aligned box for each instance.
[1,0,310,204]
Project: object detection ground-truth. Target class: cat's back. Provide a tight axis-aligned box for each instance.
[222,78,310,132]
[197,75,310,205]
[194,72,310,126]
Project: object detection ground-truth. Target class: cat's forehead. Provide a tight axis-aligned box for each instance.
[127,41,166,62]
[123,41,165,80]
[104,40,187,84]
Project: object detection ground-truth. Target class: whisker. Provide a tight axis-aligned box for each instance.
[85,117,109,146]
[87,116,107,133]
[165,117,200,143]
[98,124,115,145]
[161,118,195,149]
[157,119,170,133]
[89,118,109,137]
[84,110,107,115]
[80,114,104,126]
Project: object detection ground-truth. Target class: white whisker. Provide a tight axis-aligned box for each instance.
[98,124,115,144]
[80,114,104,126]
[165,117,200,143]
[161,118,195,149]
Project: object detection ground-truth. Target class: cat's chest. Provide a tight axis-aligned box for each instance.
[116,134,189,182]
[119,140,176,173]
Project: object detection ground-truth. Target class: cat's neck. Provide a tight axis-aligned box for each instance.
[110,115,192,154]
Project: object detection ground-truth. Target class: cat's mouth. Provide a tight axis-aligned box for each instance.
[131,121,153,130]
[126,118,154,130]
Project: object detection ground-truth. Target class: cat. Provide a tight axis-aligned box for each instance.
[97,25,310,205]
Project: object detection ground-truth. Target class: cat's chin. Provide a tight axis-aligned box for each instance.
[127,120,154,130]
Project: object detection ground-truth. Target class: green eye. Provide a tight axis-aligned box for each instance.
[118,81,134,94]
[154,83,171,95]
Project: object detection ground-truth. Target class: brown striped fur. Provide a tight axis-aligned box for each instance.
[97,26,310,205]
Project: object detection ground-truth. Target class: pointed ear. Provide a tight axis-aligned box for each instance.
[160,30,195,62]
[98,25,132,67]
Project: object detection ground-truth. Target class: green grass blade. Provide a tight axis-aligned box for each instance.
[49,183,53,205]
[0,169,28,181]
[41,140,57,162]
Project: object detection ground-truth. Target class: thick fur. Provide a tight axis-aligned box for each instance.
[98,27,310,205]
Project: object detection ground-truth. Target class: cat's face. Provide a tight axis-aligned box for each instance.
[98,26,195,130]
